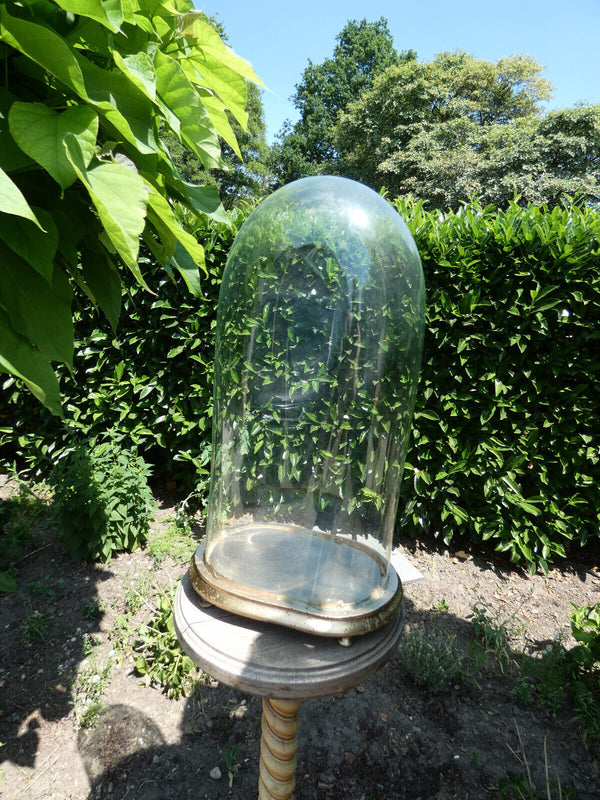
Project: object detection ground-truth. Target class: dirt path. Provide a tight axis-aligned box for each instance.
[1,482,599,799]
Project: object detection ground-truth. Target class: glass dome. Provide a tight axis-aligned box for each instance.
[189,176,425,637]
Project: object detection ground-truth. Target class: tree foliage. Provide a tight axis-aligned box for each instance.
[0,0,261,414]
[270,18,415,185]
[334,51,600,208]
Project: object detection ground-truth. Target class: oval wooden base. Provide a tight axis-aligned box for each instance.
[174,572,404,700]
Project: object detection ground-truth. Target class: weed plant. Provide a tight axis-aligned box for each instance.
[397,624,466,694]
[133,585,196,699]
[221,745,241,788]
[19,608,50,642]
[51,438,155,562]
[469,604,515,678]
[492,723,580,799]
[123,573,154,614]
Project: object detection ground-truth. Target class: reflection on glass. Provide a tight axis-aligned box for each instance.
[192,176,425,636]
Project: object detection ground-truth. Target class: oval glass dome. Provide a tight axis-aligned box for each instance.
[190,176,425,636]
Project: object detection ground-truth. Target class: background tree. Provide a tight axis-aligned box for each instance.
[270,18,415,185]
[0,0,261,414]
[334,51,600,208]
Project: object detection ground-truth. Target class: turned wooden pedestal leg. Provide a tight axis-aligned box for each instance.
[258,698,302,800]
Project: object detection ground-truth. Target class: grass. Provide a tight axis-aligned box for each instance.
[468,603,515,678]
[491,723,580,799]
[73,634,114,727]
[146,519,195,567]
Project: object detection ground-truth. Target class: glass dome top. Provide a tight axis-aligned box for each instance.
[190,176,425,636]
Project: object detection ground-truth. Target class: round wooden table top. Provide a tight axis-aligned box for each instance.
[174,572,404,700]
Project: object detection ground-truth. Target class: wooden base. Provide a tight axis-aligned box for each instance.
[174,572,404,699]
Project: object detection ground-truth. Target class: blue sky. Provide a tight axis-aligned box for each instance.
[196,0,600,144]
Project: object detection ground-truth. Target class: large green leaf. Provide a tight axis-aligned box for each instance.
[144,180,207,290]
[155,51,221,168]
[162,172,229,223]
[112,50,157,101]
[200,91,242,159]
[76,57,159,156]
[0,208,57,283]
[111,49,181,136]
[0,166,43,229]
[0,308,62,416]
[181,15,263,127]
[80,244,122,331]
[9,102,98,190]
[64,135,148,283]
[54,0,124,32]
[0,244,73,368]
[0,6,88,98]
[0,7,157,157]
[0,88,32,173]
[170,241,204,297]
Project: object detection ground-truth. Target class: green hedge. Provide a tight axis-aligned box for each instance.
[396,198,600,572]
[1,198,598,572]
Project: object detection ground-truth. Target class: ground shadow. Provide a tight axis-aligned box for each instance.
[0,468,113,770]
[79,588,600,800]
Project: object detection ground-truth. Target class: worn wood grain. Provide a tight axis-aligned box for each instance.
[174,573,404,700]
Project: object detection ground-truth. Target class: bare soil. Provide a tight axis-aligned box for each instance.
[1,476,600,800]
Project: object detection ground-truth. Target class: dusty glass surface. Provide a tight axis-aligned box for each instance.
[198,176,425,633]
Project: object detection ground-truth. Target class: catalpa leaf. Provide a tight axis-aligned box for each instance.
[0,307,63,417]
[199,91,242,159]
[0,243,73,368]
[80,244,122,332]
[0,208,57,283]
[112,50,181,137]
[53,0,124,32]
[9,102,98,190]
[181,15,263,126]
[64,134,149,285]
[0,6,88,99]
[155,51,221,168]
[0,166,43,229]
[1,8,156,158]
[0,88,32,173]
[144,179,207,288]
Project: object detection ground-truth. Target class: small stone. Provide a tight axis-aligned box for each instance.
[210,766,222,781]
[318,772,336,787]
[152,754,160,765]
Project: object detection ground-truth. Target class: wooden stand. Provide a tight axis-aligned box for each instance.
[174,573,404,799]
[259,698,301,800]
